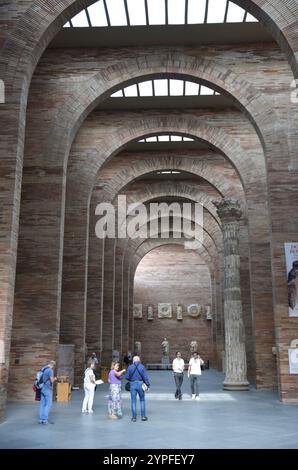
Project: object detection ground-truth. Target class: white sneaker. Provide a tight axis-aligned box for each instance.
[195,396,201,401]
[88,410,94,414]
[192,394,196,400]
[82,410,87,413]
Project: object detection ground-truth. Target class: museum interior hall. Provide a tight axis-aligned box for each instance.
[1,0,298,449]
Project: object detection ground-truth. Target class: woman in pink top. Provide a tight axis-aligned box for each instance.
[108,361,126,419]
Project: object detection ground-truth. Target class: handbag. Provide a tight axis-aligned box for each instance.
[142,383,148,392]
[125,364,138,392]
[125,381,131,392]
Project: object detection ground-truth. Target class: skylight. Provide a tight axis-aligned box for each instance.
[156,170,182,174]
[111,78,219,98]
[138,135,195,143]
[64,0,258,28]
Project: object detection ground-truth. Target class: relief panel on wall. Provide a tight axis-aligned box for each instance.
[187,304,202,318]
[158,303,172,318]
[133,304,143,318]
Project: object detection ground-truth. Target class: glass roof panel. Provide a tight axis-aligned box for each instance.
[226,2,246,22]
[87,1,108,27]
[127,0,147,25]
[137,135,195,142]
[185,81,200,95]
[154,79,168,96]
[111,89,124,97]
[168,0,186,25]
[169,79,184,96]
[138,81,153,96]
[187,0,206,24]
[147,0,166,25]
[105,0,128,26]
[71,11,89,27]
[246,12,258,22]
[123,84,138,96]
[207,0,227,23]
[200,85,214,95]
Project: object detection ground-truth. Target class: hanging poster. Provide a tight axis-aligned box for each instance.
[284,243,298,317]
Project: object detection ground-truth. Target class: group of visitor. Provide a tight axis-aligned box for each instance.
[37,351,204,424]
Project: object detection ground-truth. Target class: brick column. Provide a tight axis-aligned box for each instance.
[214,198,249,391]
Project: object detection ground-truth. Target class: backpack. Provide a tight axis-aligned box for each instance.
[34,366,49,390]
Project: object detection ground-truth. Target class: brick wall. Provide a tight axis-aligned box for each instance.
[134,245,213,364]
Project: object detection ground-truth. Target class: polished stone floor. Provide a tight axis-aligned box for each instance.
[0,369,298,449]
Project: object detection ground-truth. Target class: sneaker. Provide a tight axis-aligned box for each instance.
[82,410,88,413]
[88,410,94,414]
[179,396,182,400]
[141,417,148,421]
[131,417,137,422]
[195,396,201,401]
[109,414,118,420]
[192,394,196,400]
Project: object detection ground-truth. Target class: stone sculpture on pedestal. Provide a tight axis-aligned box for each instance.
[177,305,183,320]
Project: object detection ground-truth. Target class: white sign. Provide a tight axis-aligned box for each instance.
[284,243,298,317]
[288,348,298,374]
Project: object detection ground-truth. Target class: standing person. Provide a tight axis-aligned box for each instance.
[108,362,126,420]
[172,351,185,400]
[39,360,57,425]
[188,352,204,400]
[82,359,96,413]
[125,356,150,422]
[90,352,99,368]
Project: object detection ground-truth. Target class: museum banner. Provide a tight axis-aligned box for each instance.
[285,243,298,317]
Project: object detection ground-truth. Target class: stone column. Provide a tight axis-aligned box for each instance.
[213,199,249,391]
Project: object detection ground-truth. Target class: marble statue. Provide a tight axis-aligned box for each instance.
[177,305,183,320]
[161,337,169,356]
[134,341,141,356]
[190,340,198,354]
[147,305,153,320]
[206,305,212,320]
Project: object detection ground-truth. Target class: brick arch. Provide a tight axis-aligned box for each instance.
[97,152,244,204]
[2,0,297,96]
[122,216,220,267]
[45,55,284,173]
[69,115,264,197]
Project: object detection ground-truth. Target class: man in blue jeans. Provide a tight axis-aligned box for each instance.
[125,356,150,422]
[39,360,57,424]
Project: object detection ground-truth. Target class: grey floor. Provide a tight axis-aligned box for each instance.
[0,369,298,449]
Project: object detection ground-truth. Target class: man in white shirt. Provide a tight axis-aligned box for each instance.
[188,352,204,400]
[172,351,185,400]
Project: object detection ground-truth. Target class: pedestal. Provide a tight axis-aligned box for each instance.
[161,356,170,369]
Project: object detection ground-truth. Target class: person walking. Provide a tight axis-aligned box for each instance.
[125,356,150,422]
[82,359,96,413]
[108,361,126,420]
[172,351,185,400]
[39,360,57,424]
[188,352,204,400]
